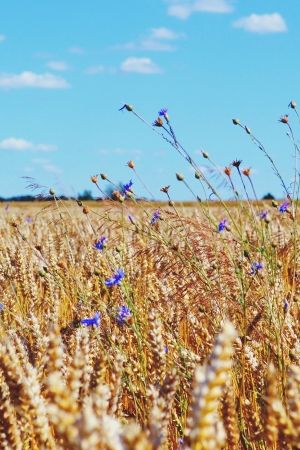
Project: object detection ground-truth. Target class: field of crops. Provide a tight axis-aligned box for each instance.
[0,192,299,450]
[1,104,300,449]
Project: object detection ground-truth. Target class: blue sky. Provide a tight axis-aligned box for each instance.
[0,0,299,201]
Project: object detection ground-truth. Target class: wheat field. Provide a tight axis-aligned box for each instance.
[0,193,299,450]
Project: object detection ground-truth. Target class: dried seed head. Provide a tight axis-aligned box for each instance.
[224,167,232,176]
[83,205,89,214]
[231,159,242,168]
[152,117,163,127]
[242,168,251,177]
[279,115,289,124]
[127,160,135,169]
[90,175,98,184]
[160,185,170,193]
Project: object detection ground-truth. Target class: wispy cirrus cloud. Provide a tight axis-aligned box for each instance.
[46,61,72,71]
[68,46,85,54]
[0,72,70,89]
[120,57,163,74]
[0,138,57,152]
[31,158,63,174]
[167,0,234,20]
[0,35,6,42]
[232,13,287,34]
[111,27,185,52]
[84,65,117,75]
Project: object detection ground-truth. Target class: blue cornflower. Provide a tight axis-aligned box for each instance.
[123,180,133,196]
[26,218,32,223]
[279,202,290,213]
[116,305,132,325]
[158,108,169,120]
[250,262,263,275]
[94,236,107,250]
[284,301,289,310]
[0,304,3,310]
[178,438,184,448]
[105,269,126,287]
[257,210,269,220]
[218,219,227,232]
[81,311,101,327]
[165,345,169,354]
[4,205,9,211]
[150,210,161,225]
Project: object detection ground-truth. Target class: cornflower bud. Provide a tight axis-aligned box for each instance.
[202,151,209,158]
[176,173,184,181]
[289,101,296,109]
[90,175,98,184]
[232,118,239,125]
[49,187,56,195]
[195,172,201,179]
[152,117,163,127]
[245,126,251,134]
[100,174,107,180]
[83,206,89,214]
[272,200,278,208]
[169,200,174,207]
[231,159,242,168]
[127,160,135,169]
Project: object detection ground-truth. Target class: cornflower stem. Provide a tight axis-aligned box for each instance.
[94,181,112,200]
[85,213,97,235]
[132,167,156,200]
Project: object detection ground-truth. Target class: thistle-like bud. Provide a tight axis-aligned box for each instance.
[225,225,231,232]
[90,175,98,184]
[127,160,135,169]
[202,151,209,159]
[83,206,89,214]
[289,101,297,109]
[195,172,201,179]
[232,118,239,125]
[100,174,107,180]
[49,187,56,195]
[169,200,175,207]
[152,117,163,127]
[272,200,278,208]
[242,168,251,177]
[224,167,232,176]
[176,173,184,181]
[279,115,289,124]
[125,104,133,111]
[245,126,251,134]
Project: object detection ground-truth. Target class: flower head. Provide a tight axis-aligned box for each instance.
[242,168,251,177]
[152,117,163,127]
[94,236,107,250]
[123,180,133,196]
[250,261,263,275]
[160,185,170,193]
[158,108,169,121]
[231,159,242,168]
[127,160,135,169]
[279,115,289,124]
[224,167,232,176]
[4,205,9,211]
[26,218,32,223]
[128,215,135,224]
[279,202,290,213]
[90,174,98,184]
[257,210,269,220]
[150,210,161,225]
[105,269,126,287]
[289,101,296,110]
[0,304,3,310]
[218,219,227,232]
[81,311,101,327]
[116,305,132,325]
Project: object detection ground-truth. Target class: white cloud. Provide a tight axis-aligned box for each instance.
[0,35,6,42]
[46,61,71,71]
[111,27,185,52]
[167,0,234,19]
[0,138,57,152]
[232,13,287,34]
[42,164,63,174]
[68,46,85,54]
[120,57,163,74]
[0,72,70,89]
